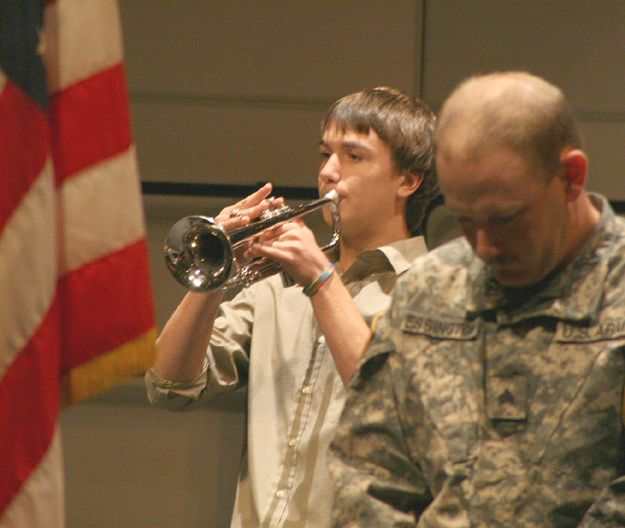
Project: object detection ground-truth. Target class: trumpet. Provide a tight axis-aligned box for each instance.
[163,190,340,292]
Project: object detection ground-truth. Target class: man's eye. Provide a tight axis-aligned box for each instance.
[493,213,519,225]
[319,151,331,160]
[347,153,361,161]
[457,218,475,230]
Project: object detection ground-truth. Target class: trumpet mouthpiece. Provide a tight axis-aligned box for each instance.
[324,189,338,202]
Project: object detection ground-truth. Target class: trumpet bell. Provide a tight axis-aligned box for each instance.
[164,216,235,291]
[163,189,340,293]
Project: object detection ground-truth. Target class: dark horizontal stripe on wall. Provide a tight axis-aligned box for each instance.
[132,91,332,112]
[142,181,319,201]
[142,181,625,214]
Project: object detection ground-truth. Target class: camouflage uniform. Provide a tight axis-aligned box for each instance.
[329,194,625,527]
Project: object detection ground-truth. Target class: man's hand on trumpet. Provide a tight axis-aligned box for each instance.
[245,219,331,289]
[214,182,285,264]
[214,182,284,232]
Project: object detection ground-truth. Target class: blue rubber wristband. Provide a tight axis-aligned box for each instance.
[302,263,336,297]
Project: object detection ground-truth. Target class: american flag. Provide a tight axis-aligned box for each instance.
[0,1,156,525]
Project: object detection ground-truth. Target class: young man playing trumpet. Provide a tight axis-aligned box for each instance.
[145,87,440,527]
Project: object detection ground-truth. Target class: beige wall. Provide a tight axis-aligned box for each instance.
[60,2,625,527]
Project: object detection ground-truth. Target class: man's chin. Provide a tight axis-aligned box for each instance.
[492,267,535,287]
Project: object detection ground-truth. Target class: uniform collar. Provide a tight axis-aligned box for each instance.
[467,194,618,324]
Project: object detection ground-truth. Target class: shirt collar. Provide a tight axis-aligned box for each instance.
[340,236,427,285]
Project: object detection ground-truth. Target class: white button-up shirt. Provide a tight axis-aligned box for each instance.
[146,236,427,527]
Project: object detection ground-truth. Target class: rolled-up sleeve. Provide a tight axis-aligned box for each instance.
[145,359,210,410]
[145,286,257,410]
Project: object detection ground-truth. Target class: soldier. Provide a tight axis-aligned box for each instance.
[329,71,625,527]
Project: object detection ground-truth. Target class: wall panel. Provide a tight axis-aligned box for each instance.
[61,381,245,528]
[131,101,326,186]
[423,0,625,111]
[581,121,625,200]
[120,0,421,101]
[122,0,424,189]
[423,0,625,199]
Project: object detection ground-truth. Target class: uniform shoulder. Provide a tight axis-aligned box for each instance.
[395,237,476,308]
[407,236,474,279]
[602,216,625,302]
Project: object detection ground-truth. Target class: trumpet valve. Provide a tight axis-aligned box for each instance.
[260,204,291,220]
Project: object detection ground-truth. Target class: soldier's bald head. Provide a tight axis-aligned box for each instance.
[435,71,582,176]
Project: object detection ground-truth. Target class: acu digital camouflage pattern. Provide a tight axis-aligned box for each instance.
[329,195,625,527]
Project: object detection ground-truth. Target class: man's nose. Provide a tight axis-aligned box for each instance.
[319,154,340,184]
[474,228,500,263]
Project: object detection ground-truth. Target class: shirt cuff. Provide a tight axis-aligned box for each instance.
[145,358,209,407]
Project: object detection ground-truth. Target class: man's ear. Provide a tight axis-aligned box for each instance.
[560,149,588,201]
[397,171,424,198]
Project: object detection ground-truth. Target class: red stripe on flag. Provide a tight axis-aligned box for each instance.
[1,2,157,521]
[0,298,61,517]
[0,81,49,232]
[48,63,133,184]
[59,238,155,372]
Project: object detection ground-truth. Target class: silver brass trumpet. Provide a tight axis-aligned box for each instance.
[163,190,340,292]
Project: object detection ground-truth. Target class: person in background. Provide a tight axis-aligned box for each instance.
[329,71,625,527]
[146,86,441,527]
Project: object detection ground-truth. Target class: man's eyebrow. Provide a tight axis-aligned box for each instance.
[342,140,368,150]
[452,205,528,223]
[319,139,369,150]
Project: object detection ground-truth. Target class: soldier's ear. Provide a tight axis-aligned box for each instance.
[560,149,588,202]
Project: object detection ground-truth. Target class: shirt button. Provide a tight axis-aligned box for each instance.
[288,438,297,447]
[317,336,325,345]
[276,490,285,498]
[301,386,312,394]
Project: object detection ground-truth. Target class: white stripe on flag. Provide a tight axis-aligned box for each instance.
[0,428,65,528]
[58,147,147,276]
[0,162,57,380]
[45,0,124,93]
